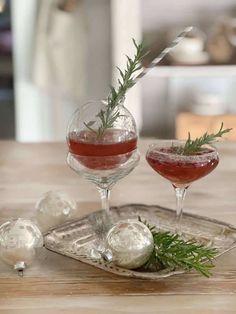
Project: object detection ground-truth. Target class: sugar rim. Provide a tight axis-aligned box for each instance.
[147,140,218,161]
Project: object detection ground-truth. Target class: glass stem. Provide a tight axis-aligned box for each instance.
[174,186,188,233]
[98,188,110,213]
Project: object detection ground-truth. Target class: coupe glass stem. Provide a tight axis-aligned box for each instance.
[95,187,111,252]
[98,188,110,212]
[174,186,188,233]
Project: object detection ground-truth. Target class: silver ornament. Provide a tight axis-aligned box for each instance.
[0,218,43,275]
[103,220,154,269]
[36,190,77,232]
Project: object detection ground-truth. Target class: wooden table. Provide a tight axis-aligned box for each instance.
[0,140,236,313]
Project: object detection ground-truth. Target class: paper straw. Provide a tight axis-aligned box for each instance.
[133,26,193,83]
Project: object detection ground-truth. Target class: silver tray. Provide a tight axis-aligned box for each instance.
[44,204,236,279]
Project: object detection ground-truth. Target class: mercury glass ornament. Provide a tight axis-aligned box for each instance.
[36,190,77,232]
[0,219,43,275]
[103,220,154,269]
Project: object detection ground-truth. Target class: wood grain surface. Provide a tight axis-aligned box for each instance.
[0,140,236,313]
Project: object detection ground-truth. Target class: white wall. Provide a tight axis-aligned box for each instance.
[142,0,236,32]
[12,0,53,142]
[12,0,111,142]
[111,0,142,131]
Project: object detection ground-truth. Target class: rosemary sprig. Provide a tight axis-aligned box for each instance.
[139,217,218,277]
[84,39,146,137]
[176,122,232,155]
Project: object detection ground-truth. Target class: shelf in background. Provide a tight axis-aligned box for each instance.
[176,112,236,140]
[146,65,236,78]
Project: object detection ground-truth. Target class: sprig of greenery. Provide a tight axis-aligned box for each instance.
[84,39,146,137]
[139,217,218,277]
[175,122,232,155]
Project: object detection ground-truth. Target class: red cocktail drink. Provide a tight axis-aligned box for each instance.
[146,140,219,232]
[67,100,140,213]
[146,147,219,186]
[68,129,137,170]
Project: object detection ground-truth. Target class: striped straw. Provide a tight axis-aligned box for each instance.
[133,26,193,83]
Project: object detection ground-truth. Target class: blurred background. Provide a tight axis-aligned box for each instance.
[1,0,236,142]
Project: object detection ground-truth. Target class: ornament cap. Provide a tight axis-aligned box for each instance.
[101,249,113,262]
[14,261,26,276]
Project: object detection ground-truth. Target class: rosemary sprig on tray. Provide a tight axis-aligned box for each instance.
[139,217,218,277]
[175,122,232,155]
[84,39,146,137]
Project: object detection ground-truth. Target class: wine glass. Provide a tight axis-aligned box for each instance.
[66,99,140,215]
[146,140,219,233]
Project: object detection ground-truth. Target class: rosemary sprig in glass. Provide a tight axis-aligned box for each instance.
[139,217,218,277]
[84,39,146,137]
[175,122,232,155]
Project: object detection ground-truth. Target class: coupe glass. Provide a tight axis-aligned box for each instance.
[146,140,219,232]
[66,99,140,215]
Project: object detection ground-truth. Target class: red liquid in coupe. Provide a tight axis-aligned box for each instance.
[68,129,137,170]
[146,147,219,186]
